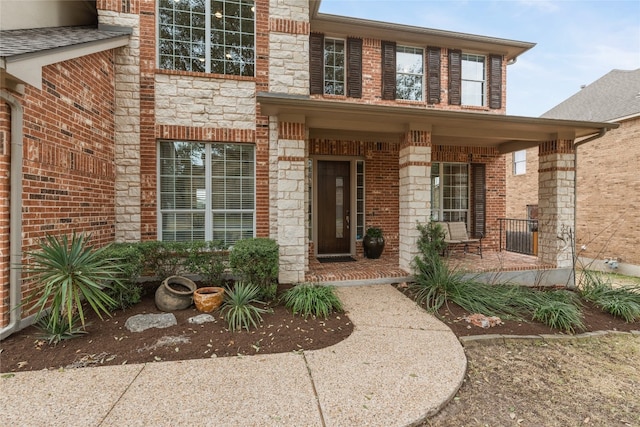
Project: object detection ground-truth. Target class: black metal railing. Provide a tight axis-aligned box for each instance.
[498,218,539,256]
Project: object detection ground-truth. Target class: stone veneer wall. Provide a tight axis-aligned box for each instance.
[99,10,141,242]
[276,122,308,283]
[398,130,432,272]
[538,140,575,268]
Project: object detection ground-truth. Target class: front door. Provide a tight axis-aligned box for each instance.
[317,161,351,255]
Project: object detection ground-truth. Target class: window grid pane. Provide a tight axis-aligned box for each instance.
[396,46,423,101]
[160,141,255,246]
[431,162,469,224]
[461,53,485,106]
[324,39,345,95]
[159,0,255,76]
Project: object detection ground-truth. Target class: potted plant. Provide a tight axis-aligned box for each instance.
[363,227,385,259]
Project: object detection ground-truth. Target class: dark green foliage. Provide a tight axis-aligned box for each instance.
[365,227,383,238]
[136,240,194,280]
[229,238,279,298]
[35,312,88,345]
[579,270,640,322]
[185,240,228,286]
[282,283,343,319]
[23,233,124,334]
[98,243,145,310]
[221,282,271,331]
[416,221,446,257]
[532,298,584,333]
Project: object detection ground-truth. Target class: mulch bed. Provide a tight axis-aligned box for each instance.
[2,282,638,373]
[0,283,353,373]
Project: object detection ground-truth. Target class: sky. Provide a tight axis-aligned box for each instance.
[318,0,640,117]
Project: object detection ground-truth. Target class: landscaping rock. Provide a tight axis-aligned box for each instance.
[125,313,177,333]
[188,314,216,325]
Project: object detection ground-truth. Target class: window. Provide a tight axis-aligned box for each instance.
[431,163,469,223]
[158,0,255,76]
[513,150,526,175]
[324,38,345,95]
[461,53,485,106]
[159,141,255,245]
[396,46,423,101]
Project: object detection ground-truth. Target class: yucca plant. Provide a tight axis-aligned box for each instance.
[23,233,125,335]
[221,282,271,331]
[281,283,343,319]
[35,312,88,345]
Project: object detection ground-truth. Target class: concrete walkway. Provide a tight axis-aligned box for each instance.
[0,285,467,427]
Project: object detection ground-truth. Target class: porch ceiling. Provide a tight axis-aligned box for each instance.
[257,93,619,154]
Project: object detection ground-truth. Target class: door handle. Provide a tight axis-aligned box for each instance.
[346,210,350,229]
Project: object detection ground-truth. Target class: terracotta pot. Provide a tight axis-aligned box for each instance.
[193,287,226,313]
[155,276,197,312]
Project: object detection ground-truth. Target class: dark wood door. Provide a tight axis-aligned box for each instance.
[317,161,351,254]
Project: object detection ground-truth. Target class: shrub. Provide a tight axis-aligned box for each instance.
[579,270,640,322]
[229,238,279,298]
[532,299,584,333]
[221,282,271,331]
[23,233,124,335]
[185,240,228,286]
[282,284,343,318]
[35,312,88,345]
[98,243,145,310]
[136,240,193,280]
[416,221,447,257]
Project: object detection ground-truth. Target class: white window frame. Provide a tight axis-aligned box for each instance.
[158,141,256,245]
[430,162,470,224]
[324,38,346,95]
[461,53,486,106]
[157,0,256,76]
[396,45,424,101]
[513,150,527,175]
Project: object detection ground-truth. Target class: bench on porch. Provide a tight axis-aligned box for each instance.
[435,221,483,258]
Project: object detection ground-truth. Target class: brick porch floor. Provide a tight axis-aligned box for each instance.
[305,251,554,284]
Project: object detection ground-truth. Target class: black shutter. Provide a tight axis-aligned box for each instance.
[381,40,396,100]
[489,54,503,109]
[426,46,441,104]
[471,163,486,238]
[448,49,461,105]
[309,32,324,95]
[347,37,363,98]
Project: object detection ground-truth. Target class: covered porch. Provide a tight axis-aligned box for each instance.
[305,250,554,286]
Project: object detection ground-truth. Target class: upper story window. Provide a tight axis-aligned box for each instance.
[324,38,345,95]
[158,0,255,76]
[513,150,527,175]
[396,46,423,101]
[461,53,485,106]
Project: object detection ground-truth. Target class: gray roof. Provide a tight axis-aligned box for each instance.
[541,69,640,122]
[0,25,130,58]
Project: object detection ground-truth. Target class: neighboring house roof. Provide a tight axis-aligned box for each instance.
[541,69,640,122]
[0,25,131,90]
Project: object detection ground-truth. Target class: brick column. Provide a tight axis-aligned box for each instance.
[538,139,575,267]
[275,121,307,283]
[399,129,432,273]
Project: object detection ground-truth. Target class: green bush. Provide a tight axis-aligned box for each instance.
[185,240,228,286]
[23,233,124,335]
[136,240,194,280]
[282,283,343,318]
[229,238,279,298]
[416,221,447,257]
[221,282,271,331]
[98,243,144,310]
[532,299,584,333]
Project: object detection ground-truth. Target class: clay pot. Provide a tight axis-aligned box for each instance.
[363,235,385,259]
[193,287,226,313]
[155,276,197,312]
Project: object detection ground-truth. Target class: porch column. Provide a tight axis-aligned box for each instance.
[538,138,576,267]
[274,121,307,283]
[399,128,432,273]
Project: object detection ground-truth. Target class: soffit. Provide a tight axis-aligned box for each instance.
[257,93,619,154]
[309,6,535,60]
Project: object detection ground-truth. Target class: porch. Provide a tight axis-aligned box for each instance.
[305,250,555,285]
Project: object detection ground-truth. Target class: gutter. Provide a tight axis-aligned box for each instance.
[574,128,607,148]
[0,89,23,340]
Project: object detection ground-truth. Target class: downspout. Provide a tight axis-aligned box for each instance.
[0,89,24,340]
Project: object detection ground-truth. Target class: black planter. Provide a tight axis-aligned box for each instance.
[363,236,385,259]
